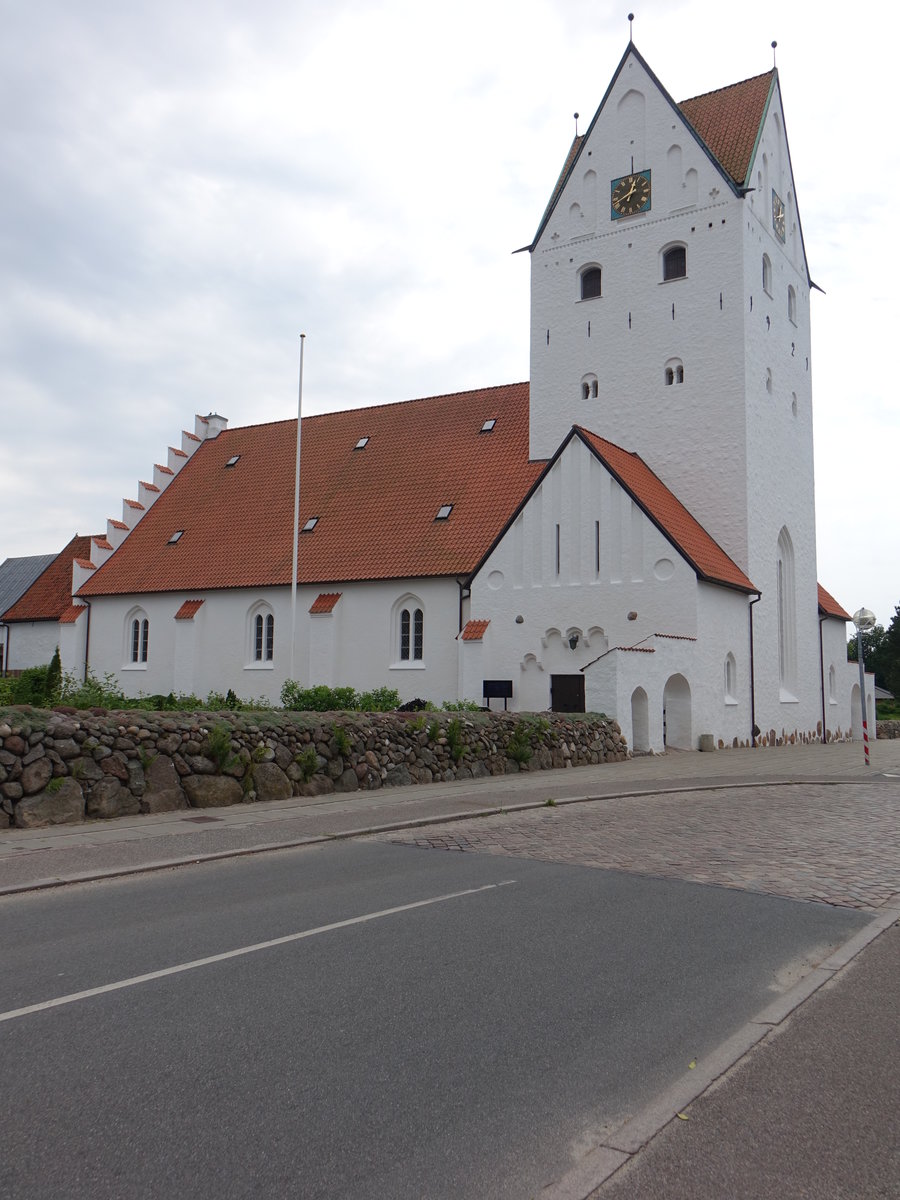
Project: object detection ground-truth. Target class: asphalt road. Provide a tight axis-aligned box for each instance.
[0,840,869,1199]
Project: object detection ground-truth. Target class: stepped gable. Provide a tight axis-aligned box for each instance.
[79,383,543,596]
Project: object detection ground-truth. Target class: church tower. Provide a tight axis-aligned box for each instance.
[527,41,821,736]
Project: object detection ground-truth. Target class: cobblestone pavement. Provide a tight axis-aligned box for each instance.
[374,782,900,910]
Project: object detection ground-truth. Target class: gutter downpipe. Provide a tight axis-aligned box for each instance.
[82,598,92,684]
[748,592,761,747]
[818,612,828,746]
[1,623,8,676]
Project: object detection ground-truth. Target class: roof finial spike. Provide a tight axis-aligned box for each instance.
[628,12,634,42]
[771,39,777,67]
[574,111,580,136]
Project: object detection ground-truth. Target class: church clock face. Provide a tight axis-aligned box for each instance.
[772,189,786,241]
[610,170,652,219]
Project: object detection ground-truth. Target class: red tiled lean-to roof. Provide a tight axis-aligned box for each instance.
[174,599,205,620]
[460,619,490,641]
[58,604,88,624]
[3,535,95,621]
[79,385,543,596]
[817,583,851,621]
[575,429,756,592]
[309,593,342,614]
[678,70,775,188]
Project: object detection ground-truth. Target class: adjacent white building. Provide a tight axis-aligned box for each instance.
[12,38,870,750]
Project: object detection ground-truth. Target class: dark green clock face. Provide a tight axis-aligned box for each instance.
[611,170,651,218]
[772,189,786,241]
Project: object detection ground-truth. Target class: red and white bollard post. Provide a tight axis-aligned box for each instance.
[852,608,876,768]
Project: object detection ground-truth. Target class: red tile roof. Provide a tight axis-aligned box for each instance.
[79,385,544,597]
[74,558,95,570]
[174,599,205,620]
[678,71,775,187]
[3,535,95,621]
[817,583,851,621]
[93,537,113,551]
[124,499,144,511]
[575,429,756,592]
[58,604,88,624]
[460,619,490,641]
[309,592,342,614]
[110,520,129,531]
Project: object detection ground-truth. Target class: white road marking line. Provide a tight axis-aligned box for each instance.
[0,879,517,1024]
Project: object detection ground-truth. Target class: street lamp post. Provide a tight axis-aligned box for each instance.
[851,607,877,767]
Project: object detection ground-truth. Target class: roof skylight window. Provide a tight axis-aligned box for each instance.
[168,530,184,544]
[435,504,453,521]
[354,437,369,450]
[480,419,496,433]
[225,454,241,467]
[302,517,319,532]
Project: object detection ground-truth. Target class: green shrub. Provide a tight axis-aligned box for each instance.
[441,699,483,712]
[331,723,351,756]
[280,682,358,711]
[295,746,318,782]
[205,724,237,773]
[446,717,465,762]
[506,721,533,765]
[357,687,401,712]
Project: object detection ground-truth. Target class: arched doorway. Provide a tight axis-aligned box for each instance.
[631,687,650,754]
[663,673,692,750]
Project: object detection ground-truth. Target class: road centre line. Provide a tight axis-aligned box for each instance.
[0,879,517,1025]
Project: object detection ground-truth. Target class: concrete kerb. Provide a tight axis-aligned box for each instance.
[540,895,900,1200]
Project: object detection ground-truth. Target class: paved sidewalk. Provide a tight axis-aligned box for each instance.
[2,739,898,894]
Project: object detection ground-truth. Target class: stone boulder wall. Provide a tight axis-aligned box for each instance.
[0,709,628,829]
[877,720,900,739]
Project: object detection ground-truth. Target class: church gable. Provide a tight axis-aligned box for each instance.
[531,43,762,250]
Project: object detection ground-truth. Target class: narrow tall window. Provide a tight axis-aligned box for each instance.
[555,524,561,576]
[788,285,797,324]
[140,619,149,663]
[776,527,797,697]
[265,613,274,661]
[762,254,772,295]
[400,608,424,661]
[255,613,264,661]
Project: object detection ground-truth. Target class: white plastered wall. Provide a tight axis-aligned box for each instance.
[83,577,463,705]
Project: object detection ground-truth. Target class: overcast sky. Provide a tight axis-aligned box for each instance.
[1,0,896,631]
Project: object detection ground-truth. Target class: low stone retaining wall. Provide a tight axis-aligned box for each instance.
[0,707,628,829]
[877,720,900,739]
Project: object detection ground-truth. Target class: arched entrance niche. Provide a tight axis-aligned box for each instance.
[663,673,692,750]
[631,687,650,754]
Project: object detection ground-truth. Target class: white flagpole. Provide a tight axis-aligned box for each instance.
[289,334,305,682]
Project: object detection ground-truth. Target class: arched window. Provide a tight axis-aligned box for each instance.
[247,602,275,667]
[724,653,737,703]
[788,285,797,324]
[400,607,424,661]
[828,664,836,702]
[393,594,425,666]
[762,254,772,295]
[664,357,684,385]
[581,373,598,400]
[124,608,150,667]
[662,245,686,281]
[580,266,602,300]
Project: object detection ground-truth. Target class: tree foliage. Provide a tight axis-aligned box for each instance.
[848,604,900,696]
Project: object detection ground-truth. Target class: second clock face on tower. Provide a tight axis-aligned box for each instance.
[610,170,652,218]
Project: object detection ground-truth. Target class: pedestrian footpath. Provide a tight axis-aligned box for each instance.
[1,738,897,894]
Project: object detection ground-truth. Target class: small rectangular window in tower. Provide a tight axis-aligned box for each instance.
[595,520,601,575]
[555,524,561,576]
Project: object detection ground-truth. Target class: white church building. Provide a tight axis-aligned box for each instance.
[25,40,869,752]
